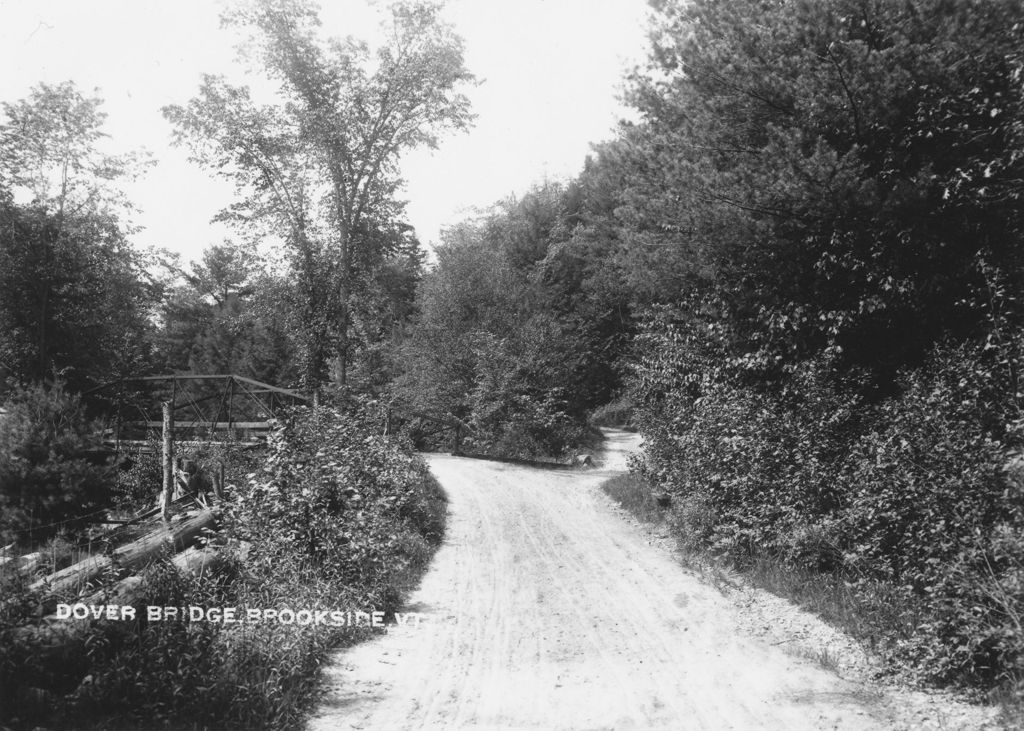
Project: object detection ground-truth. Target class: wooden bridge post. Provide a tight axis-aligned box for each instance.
[212,461,225,501]
[161,401,174,526]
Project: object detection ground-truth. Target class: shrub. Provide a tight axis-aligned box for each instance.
[0,401,447,730]
[633,325,1024,688]
[229,403,445,599]
[635,354,860,569]
[111,440,162,514]
[0,381,113,545]
[836,343,1024,684]
[462,326,597,460]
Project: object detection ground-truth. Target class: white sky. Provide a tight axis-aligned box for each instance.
[0,0,649,262]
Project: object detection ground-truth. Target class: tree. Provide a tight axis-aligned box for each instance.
[0,81,142,218]
[625,0,1024,390]
[394,185,614,457]
[0,381,113,544]
[183,240,260,307]
[165,0,474,391]
[0,83,156,394]
[156,241,297,382]
[394,219,525,426]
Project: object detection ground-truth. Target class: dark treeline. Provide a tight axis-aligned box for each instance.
[400,0,1024,693]
[391,179,633,457]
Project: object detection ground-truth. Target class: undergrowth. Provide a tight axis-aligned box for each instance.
[601,473,666,524]
[0,403,448,730]
[600,466,1024,719]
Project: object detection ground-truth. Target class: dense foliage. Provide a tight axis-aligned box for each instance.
[393,186,620,457]
[0,83,157,394]
[0,382,113,545]
[622,0,1024,689]
[156,242,298,383]
[165,0,472,391]
[625,0,1024,385]
[1,404,446,730]
[229,404,445,605]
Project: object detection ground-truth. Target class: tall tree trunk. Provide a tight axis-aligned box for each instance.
[338,243,350,389]
[296,226,328,393]
[333,167,352,390]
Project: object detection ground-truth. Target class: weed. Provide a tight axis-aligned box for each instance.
[601,473,669,525]
[813,647,840,673]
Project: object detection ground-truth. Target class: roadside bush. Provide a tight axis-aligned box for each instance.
[635,355,859,569]
[456,321,597,460]
[1,402,447,730]
[466,390,593,460]
[65,560,231,727]
[836,343,1024,685]
[634,332,1024,688]
[0,381,113,545]
[228,403,446,606]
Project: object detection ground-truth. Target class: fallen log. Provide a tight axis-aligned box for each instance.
[28,509,218,598]
[29,555,112,596]
[82,542,236,606]
[111,508,217,570]
[8,541,248,653]
[0,551,42,574]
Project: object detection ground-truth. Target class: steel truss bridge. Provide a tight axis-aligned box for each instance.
[85,374,311,448]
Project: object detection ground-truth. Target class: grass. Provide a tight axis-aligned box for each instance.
[739,554,925,659]
[601,471,920,664]
[589,396,637,429]
[601,473,669,524]
[811,647,840,673]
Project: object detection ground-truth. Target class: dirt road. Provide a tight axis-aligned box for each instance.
[306,431,906,729]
